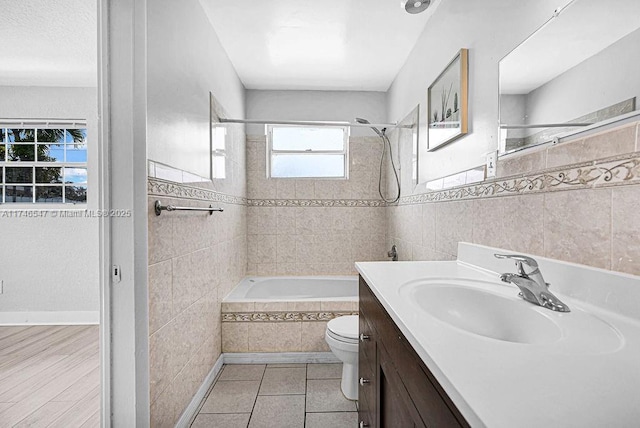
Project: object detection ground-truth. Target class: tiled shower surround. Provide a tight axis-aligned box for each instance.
[246,135,388,276]
[386,120,640,276]
[147,119,247,426]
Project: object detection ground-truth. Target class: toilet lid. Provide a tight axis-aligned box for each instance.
[327,315,359,340]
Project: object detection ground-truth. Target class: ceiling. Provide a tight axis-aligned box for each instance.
[500,0,640,94]
[0,0,97,87]
[199,0,439,91]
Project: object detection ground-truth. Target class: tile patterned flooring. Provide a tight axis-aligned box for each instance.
[191,363,358,428]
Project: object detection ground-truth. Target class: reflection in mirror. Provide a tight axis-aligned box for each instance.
[499,0,640,154]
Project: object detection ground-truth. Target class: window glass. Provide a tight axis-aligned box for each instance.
[272,127,345,151]
[268,125,348,178]
[0,127,88,204]
[36,186,63,203]
[271,154,345,178]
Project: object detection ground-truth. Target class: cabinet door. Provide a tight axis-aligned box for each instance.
[379,343,426,428]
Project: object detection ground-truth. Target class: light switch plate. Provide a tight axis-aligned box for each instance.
[486,151,497,178]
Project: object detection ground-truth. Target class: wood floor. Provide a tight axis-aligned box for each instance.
[0,325,100,427]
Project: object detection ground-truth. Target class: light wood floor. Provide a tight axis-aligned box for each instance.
[0,325,100,427]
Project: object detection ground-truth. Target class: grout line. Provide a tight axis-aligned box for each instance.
[303,363,308,428]
[246,364,266,426]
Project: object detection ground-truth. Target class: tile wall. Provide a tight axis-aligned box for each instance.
[387,120,640,276]
[147,120,247,427]
[246,135,389,276]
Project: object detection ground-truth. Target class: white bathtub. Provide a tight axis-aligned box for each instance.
[224,276,359,302]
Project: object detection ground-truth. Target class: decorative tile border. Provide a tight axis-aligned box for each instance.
[399,152,640,205]
[247,199,387,207]
[222,311,359,322]
[148,178,247,206]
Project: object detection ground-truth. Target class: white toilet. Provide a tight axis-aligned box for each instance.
[325,315,359,400]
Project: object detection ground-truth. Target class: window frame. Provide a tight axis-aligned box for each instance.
[0,124,88,206]
[266,124,350,180]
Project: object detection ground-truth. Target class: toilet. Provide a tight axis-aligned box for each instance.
[325,315,359,400]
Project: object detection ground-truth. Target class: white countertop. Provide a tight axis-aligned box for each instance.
[356,243,640,428]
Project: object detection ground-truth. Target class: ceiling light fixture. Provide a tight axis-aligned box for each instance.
[402,0,431,14]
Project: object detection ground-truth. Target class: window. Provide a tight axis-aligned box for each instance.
[0,127,88,204]
[267,125,349,178]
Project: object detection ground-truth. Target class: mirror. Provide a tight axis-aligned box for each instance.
[499,0,640,154]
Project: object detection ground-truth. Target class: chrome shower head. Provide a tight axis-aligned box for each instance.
[404,0,431,14]
[355,117,384,137]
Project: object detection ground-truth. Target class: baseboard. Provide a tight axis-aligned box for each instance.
[175,354,224,428]
[0,311,100,326]
[223,352,339,365]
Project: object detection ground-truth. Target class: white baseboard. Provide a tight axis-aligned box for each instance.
[175,354,224,428]
[223,352,339,365]
[174,352,339,427]
[0,311,100,326]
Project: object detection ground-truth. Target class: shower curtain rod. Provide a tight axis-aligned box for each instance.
[218,118,412,129]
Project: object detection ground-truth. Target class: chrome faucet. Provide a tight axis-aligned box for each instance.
[495,254,570,312]
[388,244,398,261]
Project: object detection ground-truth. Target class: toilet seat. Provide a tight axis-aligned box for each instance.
[327,315,359,343]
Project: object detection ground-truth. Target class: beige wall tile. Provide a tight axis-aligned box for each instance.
[547,125,636,168]
[497,149,546,178]
[248,171,276,199]
[172,248,212,316]
[611,185,640,275]
[149,321,177,405]
[435,200,474,257]
[295,180,315,198]
[248,235,277,264]
[276,180,296,199]
[222,302,255,313]
[421,204,436,249]
[247,207,276,235]
[544,188,611,269]
[148,197,175,264]
[276,235,297,263]
[276,207,296,235]
[246,139,266,172]
[301,322,330,352]
[222,322,249,353]
[150,380,180,428]
[286,301,322,311]
[254,302,289,312]
[248,322,302,352]
[320,301,357,311]
[148,260,173,335]
[411,244,456,261]
[473,194,544,256]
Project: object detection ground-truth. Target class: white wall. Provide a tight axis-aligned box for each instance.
[0,85,99,323]
[246,90,387,137]
[387,0,561,182]
[147,0,246,177]
[525,28,640,126]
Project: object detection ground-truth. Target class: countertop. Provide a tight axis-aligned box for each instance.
[356,244,640,428]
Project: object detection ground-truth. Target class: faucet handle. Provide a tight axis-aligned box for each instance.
[494,253,540,277]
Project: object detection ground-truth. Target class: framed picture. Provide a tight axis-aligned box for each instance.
[427,48,468,151]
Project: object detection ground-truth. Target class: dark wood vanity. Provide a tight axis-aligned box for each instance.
[358,276,469,428]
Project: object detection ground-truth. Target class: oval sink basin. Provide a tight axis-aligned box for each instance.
[400,279,562,345]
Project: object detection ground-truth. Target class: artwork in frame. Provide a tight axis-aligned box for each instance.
[427,48,468,151]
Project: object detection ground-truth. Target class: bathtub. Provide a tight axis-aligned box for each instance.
[222,276,359,353]
[224,275,359,301]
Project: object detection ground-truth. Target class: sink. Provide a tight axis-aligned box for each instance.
[399,279,562,344]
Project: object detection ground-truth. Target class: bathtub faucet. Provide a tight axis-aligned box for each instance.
[388,245,398,261]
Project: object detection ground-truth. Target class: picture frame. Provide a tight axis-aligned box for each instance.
[427,48,468,151]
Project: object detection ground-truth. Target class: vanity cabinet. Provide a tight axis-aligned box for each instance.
[359,276,469,428]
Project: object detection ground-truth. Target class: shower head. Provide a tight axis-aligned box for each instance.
[403,0,431,14]
[355,117,384,137]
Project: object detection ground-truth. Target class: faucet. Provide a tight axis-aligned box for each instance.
[494,254,570,312]
[388,245,398,261]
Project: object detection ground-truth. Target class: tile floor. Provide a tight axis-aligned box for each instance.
[191,363,358,428]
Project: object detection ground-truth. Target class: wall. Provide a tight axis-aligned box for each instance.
[246,90,388,277]
[246,90,387,137]
[147,0,246,179]
[0,85,99,324]
[386,118,640,277]
[146,0,247,425]
[387,0,562,182]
